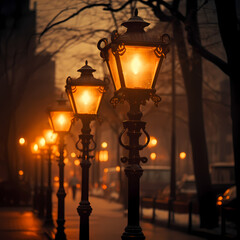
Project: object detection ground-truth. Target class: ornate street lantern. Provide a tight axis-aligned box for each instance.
[65,61,108,240]
[43,129,58,145]
[65,60,107,119]
[47,97,73,134]
[98,9,170,108]
[98,9,170,240]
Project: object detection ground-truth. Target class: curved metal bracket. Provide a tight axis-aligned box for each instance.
[89,137,97,152]
[139,128,150,150]
[75,137,83,152]
[119,127,131,150]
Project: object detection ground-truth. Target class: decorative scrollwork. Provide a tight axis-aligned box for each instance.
[150,92,161,107]
[112,43,126,56]
[140,157,148,163]
[89,137,97,152]
[111,30,119,42]
[98,86,106,94]
[110,96,120,108]
[139,128,150,150]
[119,128,130,150]
[75,136,83,152]
[154,45,165,58]
[162,33,170,44]
[97,38,108,51]
[121,157,128,163]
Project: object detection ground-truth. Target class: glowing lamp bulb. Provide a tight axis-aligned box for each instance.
[19,137,25,145]
[81,91,91,105]
[58,114,66,126]
[131,55,141,75]
[33,144,38,152]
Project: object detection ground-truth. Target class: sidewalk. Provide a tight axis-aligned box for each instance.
[0,207,49,240]
[49,188,207,240]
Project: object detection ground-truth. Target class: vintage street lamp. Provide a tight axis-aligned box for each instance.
[36,136,46,218]
[31,143,40,211]
[65,61,107,240]
[43,129,58,225]
[98,9,170,240]
[47,97,73,240]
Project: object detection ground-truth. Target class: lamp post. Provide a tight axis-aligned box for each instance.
[43,129,58,225]
[31,143,40,211]
[47,97,73,240]
[36,136,46,218]
[98,9,169,240]
[65,61,107,240]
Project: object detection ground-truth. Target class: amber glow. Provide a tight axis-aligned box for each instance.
[74,159,80,166]
[71,86,102,115]
[148,136,157,147]
[104,168,108,173]
[31,143,39,154]
[71,152,76,158]
[18,170,24,176]
[36,137,45,149]
[218,196,223,201]
[50,111,72,132]
[131,55,142,75]
[150,152,157,160]
[54,176,59,182]
[179,152,187,160]
[116,166,120,172]
[119,46,160,89]
[99,150,108,162]
[19,137,25,145]
[101,142,108,149]
[102,184,107,190]
[43,129,58,145]
[64,158,69,164]
[217,201,222,206]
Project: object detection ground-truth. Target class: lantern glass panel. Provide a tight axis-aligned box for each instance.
[119,46,160,89]
[50,111,72,132]
[71,86,103,114]
[43,129,58,145]
[108,49,121,90]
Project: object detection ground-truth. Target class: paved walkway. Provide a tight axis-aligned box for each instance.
[50,188,207,240]
[0,207,48,240]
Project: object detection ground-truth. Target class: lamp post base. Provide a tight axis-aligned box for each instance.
[121,226,145,240]
[55,220,66,240]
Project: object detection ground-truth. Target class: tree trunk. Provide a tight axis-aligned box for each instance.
[173,14,218,228]
[215,0,240,235]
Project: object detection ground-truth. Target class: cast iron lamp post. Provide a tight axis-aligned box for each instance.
[98,9,170,240]
[47,97,73,240]
[31,142,40,211]
[36,136,46,218]
[65,61,107,240]
[43,129,58,225]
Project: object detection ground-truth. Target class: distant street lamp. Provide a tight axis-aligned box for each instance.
[98,9,169,240]
[43,129,58,225]
[65,61,107,240]
[31,142,40,211]
[36,136,46,218]
[47,97,73,240]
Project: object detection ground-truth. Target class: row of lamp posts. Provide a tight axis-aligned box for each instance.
[29,10,169,240]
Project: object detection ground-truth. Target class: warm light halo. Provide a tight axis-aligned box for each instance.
[31,143,39,154]
[101,142,108,149]
[65,61,107,118]
[43,129,58,145]
[47,97,73,134]
[179,152,187,159]
[36,137,46,149]
[19,137,26,145]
